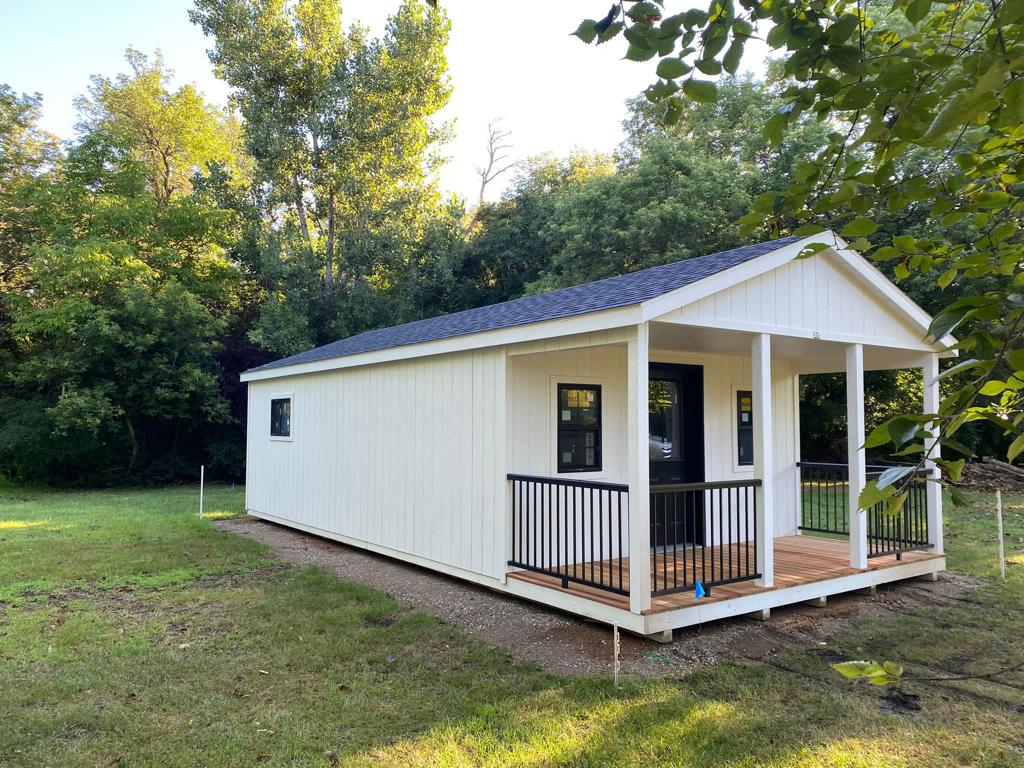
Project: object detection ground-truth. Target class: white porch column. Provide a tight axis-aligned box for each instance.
[752,333,774,588]
[846,344,868,570]
[627,323,652,614]
[923,353,944,554]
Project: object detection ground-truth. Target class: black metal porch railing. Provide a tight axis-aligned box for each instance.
[507,473,629,595]
[649,479,762,597]
[867,469,931,557]
[798,461,931,558]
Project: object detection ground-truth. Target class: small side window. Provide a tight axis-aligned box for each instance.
[737,390,753,466]
[557,384,602,472]
[271,397,291,438]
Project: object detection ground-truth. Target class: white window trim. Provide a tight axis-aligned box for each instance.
[549,375,607,479]
[270,392,294,442]
[732,384,755,473]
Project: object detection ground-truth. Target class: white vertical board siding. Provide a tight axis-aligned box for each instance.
[245,346,507,580]
[507,343,630,483]
[664,250,926,347]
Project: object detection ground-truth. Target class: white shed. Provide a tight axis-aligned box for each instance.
[241,233,953,640]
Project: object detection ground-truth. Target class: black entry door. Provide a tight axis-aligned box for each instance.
[649,364,705,547]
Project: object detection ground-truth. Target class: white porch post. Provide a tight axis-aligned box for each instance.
[752,333,774,588]
[923,353,944,554]
[627,323,652,614]
[846,344,868,569]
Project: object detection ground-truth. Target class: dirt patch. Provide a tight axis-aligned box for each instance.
[216,517,978,678]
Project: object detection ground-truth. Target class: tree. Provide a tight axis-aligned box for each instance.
[574,0,1024,510]
[190,0,452,301]
[0,86,58,297]
[0,61,249,483]
[528,139,754,291]
[76,49,246,202]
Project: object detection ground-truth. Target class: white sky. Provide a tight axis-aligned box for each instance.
[1,0,770,202]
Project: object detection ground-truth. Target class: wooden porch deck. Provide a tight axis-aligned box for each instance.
[507,534,942,615]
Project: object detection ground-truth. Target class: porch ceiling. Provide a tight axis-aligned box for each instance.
[648,321,935,373]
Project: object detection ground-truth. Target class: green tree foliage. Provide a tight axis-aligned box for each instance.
[190,0,453,349]
[0,55,248,484]
[76,49,248,202]
[577,0,1023,510]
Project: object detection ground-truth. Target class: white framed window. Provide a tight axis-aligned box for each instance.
[550,376,606,477]
[733,385,754,472]
[270,393,293,441]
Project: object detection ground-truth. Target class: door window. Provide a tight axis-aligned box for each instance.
[649,379,681,462]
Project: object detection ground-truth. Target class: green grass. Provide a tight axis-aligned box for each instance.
[1,485,1022,767]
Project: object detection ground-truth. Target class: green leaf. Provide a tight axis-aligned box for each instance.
[696,57,723,75]
[656,57,689,79]
[904,0,932,24]
[864,423,893,449]
[625,43,657,61]
[597,21,625,44]
[841,218,879,237]
[876,465,914,490]
[937,267,957,289]
[682,78,718,103]
[572,20,598,44]
[950,487,970,507]
[979,380,1007,396]
[832,660,903,686]
[1008,433,1024,463]
[888,416,919,447]
[940,458,965,482]
[828,14,860,43]
[859,480,894,510]
[626,2,662,22]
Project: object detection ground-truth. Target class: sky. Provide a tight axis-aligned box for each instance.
[1,1,770,202]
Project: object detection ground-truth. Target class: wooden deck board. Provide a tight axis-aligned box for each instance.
[507,535,942,615]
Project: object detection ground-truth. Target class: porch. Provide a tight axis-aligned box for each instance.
[504,467,941,633]
[503,308,947,634]
[508,534,943,616]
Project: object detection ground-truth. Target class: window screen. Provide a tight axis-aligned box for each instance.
[271,397,291,437]
[737,390,753,466]
[557,384,601,472]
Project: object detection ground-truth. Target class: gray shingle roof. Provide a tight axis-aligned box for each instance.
[248,236,802,373]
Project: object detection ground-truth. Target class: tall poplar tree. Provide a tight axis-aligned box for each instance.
[190,0,452,300]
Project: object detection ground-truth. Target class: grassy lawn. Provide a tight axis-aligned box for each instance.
[1,485,1022,767]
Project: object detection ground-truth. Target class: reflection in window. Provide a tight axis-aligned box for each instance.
[557,384,601,472]
[737,390,753,465]
[271,397,291,437]
[649,380,681,462]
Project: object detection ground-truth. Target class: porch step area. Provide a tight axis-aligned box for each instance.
[506,535,942,615]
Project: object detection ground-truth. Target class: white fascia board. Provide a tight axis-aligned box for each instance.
[240,304,642,382]
[638,234,832,322]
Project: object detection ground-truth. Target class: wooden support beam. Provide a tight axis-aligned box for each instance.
[923,354,944,555]
[846,344,868,570]
[628,324,652,614]
[752,333,775,587]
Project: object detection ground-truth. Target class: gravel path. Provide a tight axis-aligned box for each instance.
[216,516,977,678]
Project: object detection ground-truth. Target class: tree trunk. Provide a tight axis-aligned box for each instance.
[325,189,335,290]
[294,175,314,258]
[125,413,140,468]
